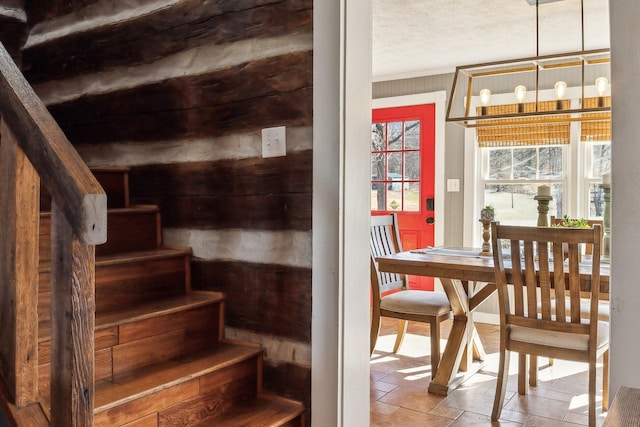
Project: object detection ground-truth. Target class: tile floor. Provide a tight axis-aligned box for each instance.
[370,318,607,426]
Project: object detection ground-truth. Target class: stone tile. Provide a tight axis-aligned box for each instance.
[370,319,600,427]
[523,415,584,426]
[373,380,400,393]
[447,411,522,426]
[371,405,453,427]
[504,393,571,420]
[379,385,446,413]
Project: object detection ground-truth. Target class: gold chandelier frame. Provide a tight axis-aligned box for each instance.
[445,0,610,128]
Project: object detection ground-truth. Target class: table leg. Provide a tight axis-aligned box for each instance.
[428,278,491,395]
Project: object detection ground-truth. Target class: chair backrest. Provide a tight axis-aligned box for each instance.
[550,216,604,257]
[491,222,602,335]
[370,214,408,297]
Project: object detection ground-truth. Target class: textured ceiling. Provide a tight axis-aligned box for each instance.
[372,0,610,81]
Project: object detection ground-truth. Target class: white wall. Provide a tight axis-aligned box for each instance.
[312,0,371,425]
[609,1,640,400]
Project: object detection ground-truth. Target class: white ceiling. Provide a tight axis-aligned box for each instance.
[372,0,610,81]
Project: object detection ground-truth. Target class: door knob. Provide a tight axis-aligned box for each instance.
[426,217,435,224]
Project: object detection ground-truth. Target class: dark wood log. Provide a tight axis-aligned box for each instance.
[135,193,312,231]
[263,361,311,409]
[192,260,311,342]
[130,151,312,230]
[25,0,102,26]
[0,123,39,407]
[131,151,312,196]
[23,0,312,83]
[47,51,312,144]
[50,203,95,427]
[0,13,27,65]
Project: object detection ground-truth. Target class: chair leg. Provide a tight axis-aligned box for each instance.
[492,348,511,421]
[429,318,440,379]
[588,356,597,427]
[392,319,408,353]
[529,355,538,387]
[518,353,528,395]
[370,311,382,355]
[602,349,610,412]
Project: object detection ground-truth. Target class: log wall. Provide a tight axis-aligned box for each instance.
[0,0,26,64]
[20,0,312,408]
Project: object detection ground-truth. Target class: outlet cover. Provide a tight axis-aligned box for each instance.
[262,126,286,158]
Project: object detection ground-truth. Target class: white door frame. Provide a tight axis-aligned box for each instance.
[312,0,371,426]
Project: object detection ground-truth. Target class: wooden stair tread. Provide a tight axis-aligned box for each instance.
[40,205,160,218]
[39,247,192,272]
[200,395,305,427]
[38,292,224,340]
[96,292,224,330]
[94,343,261,412]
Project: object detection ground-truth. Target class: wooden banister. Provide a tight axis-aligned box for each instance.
[0,40,106,426]
[0,44,106,244]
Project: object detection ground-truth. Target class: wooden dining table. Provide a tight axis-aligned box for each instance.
[375,246,610,396]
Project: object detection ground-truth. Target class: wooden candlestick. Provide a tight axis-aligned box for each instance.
[534,194,553,227]
[600,182,611,263]
[479,217,492,256]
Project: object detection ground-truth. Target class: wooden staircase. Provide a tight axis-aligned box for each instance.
[35,167,306,426]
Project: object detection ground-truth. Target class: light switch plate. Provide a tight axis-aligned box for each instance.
[447,178,460,192]
[262,126,286,158]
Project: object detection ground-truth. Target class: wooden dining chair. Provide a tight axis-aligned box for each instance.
[538,217,609,377]
[490,222,609,426]
[370,214,452,377]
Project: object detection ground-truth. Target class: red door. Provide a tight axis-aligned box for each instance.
[371,104,436,291]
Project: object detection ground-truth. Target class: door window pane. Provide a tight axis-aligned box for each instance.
[405,152,420,180]
[404,120,420,149]
[371,123,385,151]
[388,122,403,150]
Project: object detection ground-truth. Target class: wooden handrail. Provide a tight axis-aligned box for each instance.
[0,41,106,426]
[0,44,106,244]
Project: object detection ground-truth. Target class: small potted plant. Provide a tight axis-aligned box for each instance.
[480,205,495,221]
[552,215,590,261]
[552,214,589,228]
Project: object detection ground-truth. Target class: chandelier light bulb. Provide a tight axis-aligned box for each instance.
[595,77,608,97]
[554,81,567,100]
[514,85,527,103]
[554,81,567,110]
[480,89,491,106]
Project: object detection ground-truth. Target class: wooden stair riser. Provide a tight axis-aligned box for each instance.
[37,303,223,396]
[27,163,308,426]
[38,253,191,321]
[92,356,261,427]
[39,208,161,262]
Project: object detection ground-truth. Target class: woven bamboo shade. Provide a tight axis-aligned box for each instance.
[477,101,570,147]
[581,97,611,142]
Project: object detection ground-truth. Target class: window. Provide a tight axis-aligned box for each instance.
[466,123,611,246]
[479,137,610,225]
[482,145,566,226]
[371,120,421,212]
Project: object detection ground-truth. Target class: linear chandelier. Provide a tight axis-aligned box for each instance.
[445,0,610,128]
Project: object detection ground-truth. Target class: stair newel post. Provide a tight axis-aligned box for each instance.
[50,202,95,427]
[0,122,40,407]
